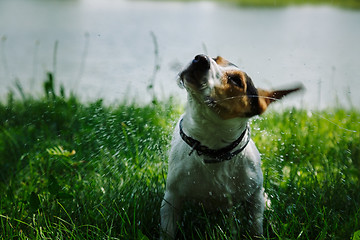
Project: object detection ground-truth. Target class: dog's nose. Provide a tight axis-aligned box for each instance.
[192,54,210,70]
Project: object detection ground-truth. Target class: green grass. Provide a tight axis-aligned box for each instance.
[0,76,359,239]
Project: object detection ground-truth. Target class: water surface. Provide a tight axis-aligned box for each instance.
[1,0,359,109]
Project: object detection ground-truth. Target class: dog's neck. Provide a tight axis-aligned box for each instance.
[181,95,249,150]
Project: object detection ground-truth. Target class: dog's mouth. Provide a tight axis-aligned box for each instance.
[179,54,211,91]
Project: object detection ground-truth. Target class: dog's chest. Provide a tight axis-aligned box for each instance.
[169,138,262,208]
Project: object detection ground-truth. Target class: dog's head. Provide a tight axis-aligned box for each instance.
[179,54,303,119]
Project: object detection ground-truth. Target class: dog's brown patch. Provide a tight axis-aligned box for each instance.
[210,70,256,119]
[213,56,230,67]
[210,69,302,119]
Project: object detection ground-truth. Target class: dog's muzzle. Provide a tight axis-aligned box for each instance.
[179,54,210,88]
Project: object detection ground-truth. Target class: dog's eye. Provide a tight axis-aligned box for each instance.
[227,74,244,89]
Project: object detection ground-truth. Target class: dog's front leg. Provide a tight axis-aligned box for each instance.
[160,192,182,239]
[246,188,265,238]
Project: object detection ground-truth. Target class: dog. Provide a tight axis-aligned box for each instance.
[160,54,302,239]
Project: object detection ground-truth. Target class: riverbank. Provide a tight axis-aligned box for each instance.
[233,0,360,8]
[159,0,360,9]
[0,80,359,239]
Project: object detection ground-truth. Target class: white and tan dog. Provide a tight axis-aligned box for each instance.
[160,54,302,239]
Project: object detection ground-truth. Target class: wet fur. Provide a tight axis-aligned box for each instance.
[160,55,302,239]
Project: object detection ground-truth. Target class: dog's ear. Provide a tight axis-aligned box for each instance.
[257,85,304,114]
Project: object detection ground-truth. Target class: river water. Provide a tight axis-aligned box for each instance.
[1,0,359,109]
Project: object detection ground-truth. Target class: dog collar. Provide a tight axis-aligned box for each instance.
[179,118,250,164]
